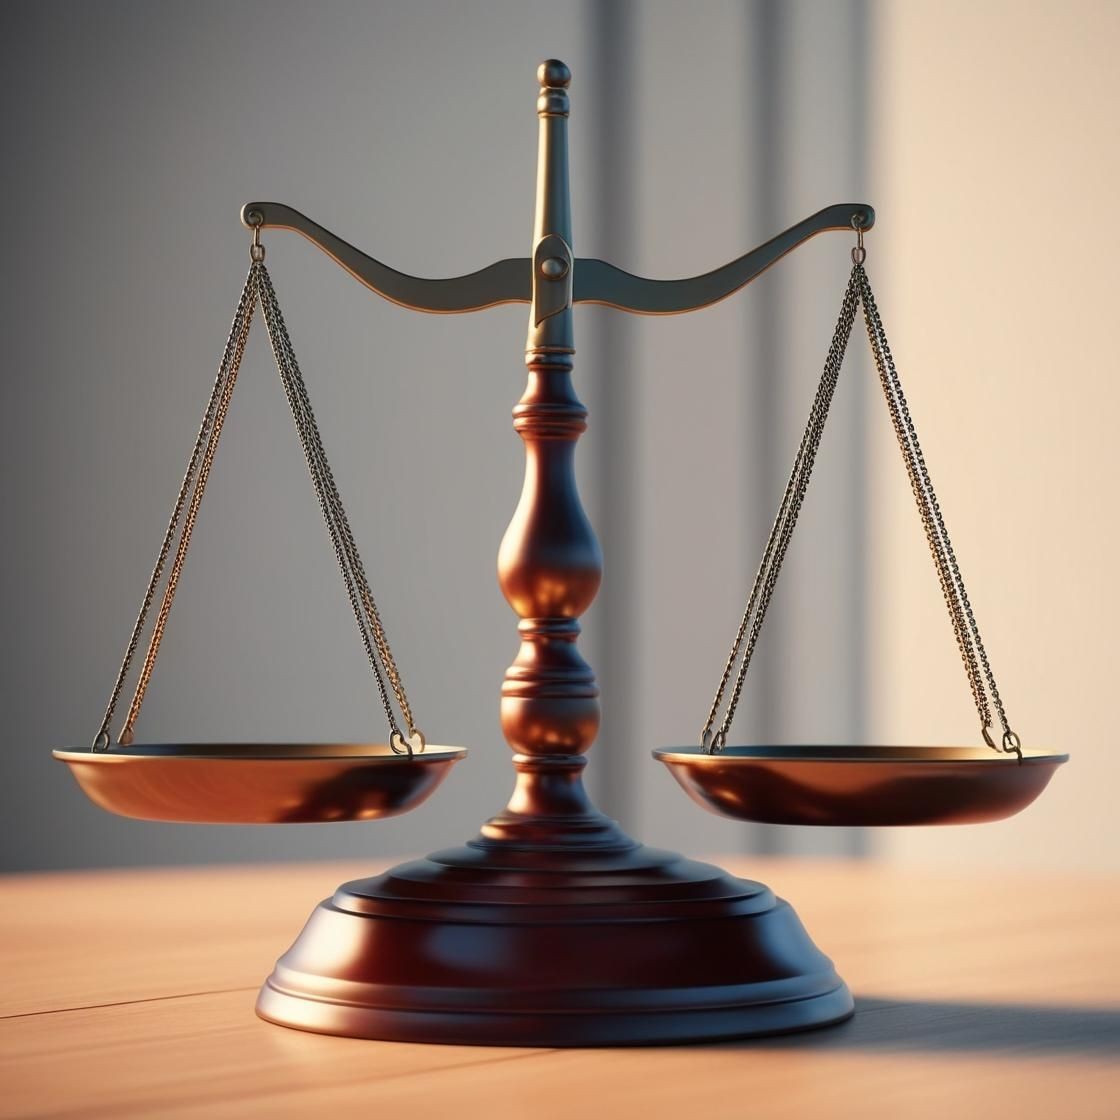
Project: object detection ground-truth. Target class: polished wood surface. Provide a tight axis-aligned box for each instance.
[2,857,1117,1118]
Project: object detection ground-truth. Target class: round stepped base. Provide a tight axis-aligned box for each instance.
[257,836,852,1045]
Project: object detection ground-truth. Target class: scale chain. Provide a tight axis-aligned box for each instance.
[702,259,1020,757]
[93,264,258,749]
[119,278,255,743]
[858,273,989,728]
[856,266,1018,755]
[255,263,420,750]
[701,268,860,751]
[256,269,396,736]
[93,255,421,753]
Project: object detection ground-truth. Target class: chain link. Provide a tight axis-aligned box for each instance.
[94,252,422,752]
[702,259,1019,757]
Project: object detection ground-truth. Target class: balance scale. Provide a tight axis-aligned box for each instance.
[54,60,1067,1046]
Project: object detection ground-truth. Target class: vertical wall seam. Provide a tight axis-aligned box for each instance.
[584,0,638,828]
[746,0,785,856]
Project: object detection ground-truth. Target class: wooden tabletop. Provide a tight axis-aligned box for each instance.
[3,857,1118,1119]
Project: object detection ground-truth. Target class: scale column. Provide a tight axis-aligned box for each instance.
[490,61,618,846]
[253,60,854,1046]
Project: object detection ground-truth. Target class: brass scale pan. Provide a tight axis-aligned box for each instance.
[53,744,467,825]
[55,742,1064,828]
[653,745,1067,828]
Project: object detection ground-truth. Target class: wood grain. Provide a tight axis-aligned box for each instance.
[2,858,1117,1119]
[0,861,374,1017]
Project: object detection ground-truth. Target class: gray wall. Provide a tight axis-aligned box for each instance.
[1,0,869,871]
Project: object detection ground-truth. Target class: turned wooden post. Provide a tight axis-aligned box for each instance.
[254,60,855,1047]
[489,61,618,846]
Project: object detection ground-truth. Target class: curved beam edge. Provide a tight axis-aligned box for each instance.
[573,203,875,316]
[241,202,531,313]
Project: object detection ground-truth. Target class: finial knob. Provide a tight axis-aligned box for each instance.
[538,59,571,89]
[537,59,571,117]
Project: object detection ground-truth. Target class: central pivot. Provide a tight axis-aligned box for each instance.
[255,59,853,1046]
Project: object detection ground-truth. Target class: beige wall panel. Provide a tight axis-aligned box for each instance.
[871,0,1120,869]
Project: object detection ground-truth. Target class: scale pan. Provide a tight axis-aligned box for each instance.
[653,745,1067,827]
[53,743,466,824]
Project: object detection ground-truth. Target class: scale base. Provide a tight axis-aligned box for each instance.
[256,819,852,1046]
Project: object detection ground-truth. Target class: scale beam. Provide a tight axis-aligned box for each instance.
[241,200,874,317]
[239,201,530,313]
[576,203,875,314]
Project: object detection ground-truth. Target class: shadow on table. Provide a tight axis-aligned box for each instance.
[710,997,1120,1056]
